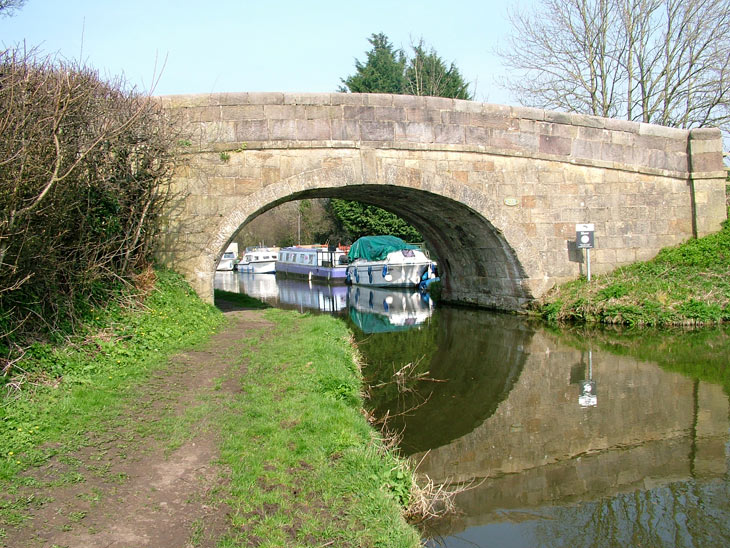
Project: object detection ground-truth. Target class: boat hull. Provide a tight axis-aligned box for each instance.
[237,260,276,274]
[346,260,431,287]
[275,262,348,282]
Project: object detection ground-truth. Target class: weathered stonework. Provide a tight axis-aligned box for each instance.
[156,92,727,311]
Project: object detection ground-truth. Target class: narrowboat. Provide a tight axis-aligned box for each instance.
[275,245,349,282]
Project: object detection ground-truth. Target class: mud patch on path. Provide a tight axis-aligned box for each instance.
[3,308,273,548]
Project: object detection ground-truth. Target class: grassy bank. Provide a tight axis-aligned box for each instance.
[215,308,420,547]
[0,270,224,477]
[540,214,730,326]
[0,271,420,546]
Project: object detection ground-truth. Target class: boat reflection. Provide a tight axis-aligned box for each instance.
[217,272,434,330]
[348,285,434,333]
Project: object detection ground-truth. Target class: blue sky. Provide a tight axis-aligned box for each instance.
[0,0,517,104]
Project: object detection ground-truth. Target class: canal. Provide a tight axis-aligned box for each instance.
[216,271,730,548]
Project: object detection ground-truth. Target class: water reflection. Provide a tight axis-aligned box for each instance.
[213,271,730,547]
[349,285,434,333]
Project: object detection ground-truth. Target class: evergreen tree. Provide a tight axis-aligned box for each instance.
[404,40,473,100]
[339,33,406,94]
[329,200,422,243]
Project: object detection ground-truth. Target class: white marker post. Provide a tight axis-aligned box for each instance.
[575,223,595,281]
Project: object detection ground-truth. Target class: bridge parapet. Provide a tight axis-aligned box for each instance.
[160,92,724,182]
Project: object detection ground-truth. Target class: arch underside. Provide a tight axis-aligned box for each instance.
[239,185,533,311]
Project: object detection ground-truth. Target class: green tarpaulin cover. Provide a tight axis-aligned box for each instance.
[347,236,417,262]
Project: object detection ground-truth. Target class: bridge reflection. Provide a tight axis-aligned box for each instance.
[408,325,729,544]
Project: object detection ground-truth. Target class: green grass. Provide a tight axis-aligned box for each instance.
[540,213,730,326]
[0,272,420,546]
[0,270,224,478]
[215,309,420,547]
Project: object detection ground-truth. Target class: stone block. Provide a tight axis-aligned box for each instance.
[395,121,434,143]
[441,110,472,125]
[406,107,441,123]
[594,248,616,264]
[283,92,331,105]
[331,93,366,106]
[571,113,605,129]
[202,121,236,143]
[537,121,577,139]
[572,139,602,161]
[296,119,331,140]
[577,126,608,141]
[690,152,725,172]
[511,105,545,121]
[264,104,305,119]
[269,119,298,140]
[331,119,360,141]
[434,124,465,144]
[187,106,220,123]
[615,247,637,263]
[234,119,268,141]
[689,136,722,154]
[221,105,265,121]
[638,122,686,139]
[543,110,572,125]
[421,96,453,111]
[246,92,285,105]
[365,94,394,106]
[602,118,638,134]
[539,135,571,156]
[343,105,375,121]
[392,94,426,108]
[465,125,491,146]
[304,105,340,120]
[492,129,535,151]
[374,106,407,122]
[360,121,395,141]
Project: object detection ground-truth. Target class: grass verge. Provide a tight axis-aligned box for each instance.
[0,270,224,479]
[539,214,730,326]
[216,308,420,547]
[1,271,421,546]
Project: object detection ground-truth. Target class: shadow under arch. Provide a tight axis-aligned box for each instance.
[202,166,539,311]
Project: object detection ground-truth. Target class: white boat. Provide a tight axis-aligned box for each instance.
[345,236,435,288]
[276,245,349,282]
[216,249,238,271]
[237,247,278,274]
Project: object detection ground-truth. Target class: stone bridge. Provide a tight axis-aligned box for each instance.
[156,92,727,310]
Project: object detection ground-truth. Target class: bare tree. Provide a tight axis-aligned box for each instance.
[498,0,730,131]
[0,0,25,17]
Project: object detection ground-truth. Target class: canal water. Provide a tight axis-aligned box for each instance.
[216,271,730,548]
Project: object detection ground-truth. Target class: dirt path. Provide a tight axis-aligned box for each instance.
[5,307,271,548]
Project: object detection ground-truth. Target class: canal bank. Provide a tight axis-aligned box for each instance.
[538,208,730,326]
[220,269,730,547]
[0,272,421,547]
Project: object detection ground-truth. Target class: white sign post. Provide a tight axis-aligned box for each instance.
[576,223,595,281]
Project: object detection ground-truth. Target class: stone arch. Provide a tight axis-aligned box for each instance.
[159,92,727,311]
[201,162,540,310]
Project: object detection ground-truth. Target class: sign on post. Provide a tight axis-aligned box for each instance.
[575,223,595,281]
[575,223,595,249]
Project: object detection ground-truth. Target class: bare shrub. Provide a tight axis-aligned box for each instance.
[0,46,183,371]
